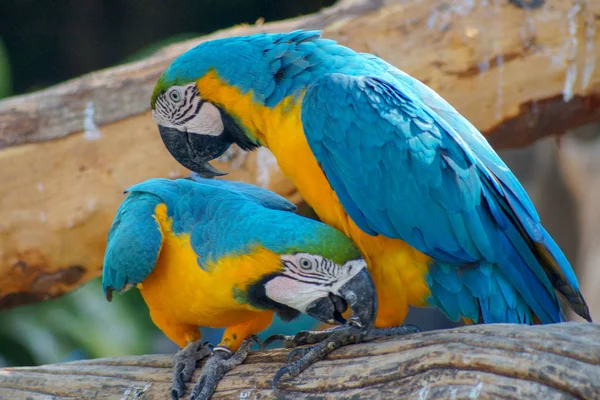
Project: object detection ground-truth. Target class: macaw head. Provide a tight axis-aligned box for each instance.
[246,233,378,330]
[150,30,326,177]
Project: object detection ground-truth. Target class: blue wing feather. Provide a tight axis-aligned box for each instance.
[103,176,299,294]
[301,70,590,323]
[112,178,357,272]
[362,55,588,315]
[187,173,298,213]
[102,192,164,298]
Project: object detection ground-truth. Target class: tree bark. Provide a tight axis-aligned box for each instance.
[0,0,599,310]
[0,323,598,399]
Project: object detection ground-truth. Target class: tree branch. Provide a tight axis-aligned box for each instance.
[1,323,598,399]
[1,0,599,309]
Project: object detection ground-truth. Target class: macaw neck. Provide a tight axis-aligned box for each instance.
[196,70,301,147]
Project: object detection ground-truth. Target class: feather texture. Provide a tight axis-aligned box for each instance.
[154,30,591,324]
[102,178,361,287]
[302,72,589,323]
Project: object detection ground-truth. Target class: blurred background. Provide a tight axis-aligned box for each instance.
[0,0,597,369]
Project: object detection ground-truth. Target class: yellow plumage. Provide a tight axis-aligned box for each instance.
[138,203,277,349]
[196,72,433,327]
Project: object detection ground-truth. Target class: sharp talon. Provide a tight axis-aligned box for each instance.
[287,347,310,364]
[250,334,263,349]
[272,365,290,391]
[264,333,286,348]
[177,371,186,391]
[189,340,253,399]
[190,374,206,400]
[171,339,212,399]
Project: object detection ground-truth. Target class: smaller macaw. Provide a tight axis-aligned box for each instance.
[102,177,379,399]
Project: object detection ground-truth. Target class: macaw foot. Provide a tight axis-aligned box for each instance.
[267,321,421,391]
[189,336,259,400]
[171,339,213,400]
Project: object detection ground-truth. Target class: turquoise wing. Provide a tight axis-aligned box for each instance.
[122,178,307,270]
[102,191,164,301]
[187,173,297,212]
[301,71,590,323]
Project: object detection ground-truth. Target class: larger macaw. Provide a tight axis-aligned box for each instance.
[150,29,591,380]
[102,177,380,399]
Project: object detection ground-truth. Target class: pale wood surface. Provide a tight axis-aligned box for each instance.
[1,323,598,399]
[1,0,599,309]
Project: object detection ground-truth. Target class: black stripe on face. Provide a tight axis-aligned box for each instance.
[176,99,206,126]
[281,260,334,286]
[290,276,336,288]
[174,99,194,122]
[173,88,192,119]
[175,96,189,117]
[284,272,330,284]
[155,96,168,114]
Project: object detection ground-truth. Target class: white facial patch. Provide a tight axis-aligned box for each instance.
[264,277,330,312]
[265,253,368,313]
[152,82,224,136]
[187,102,224,136]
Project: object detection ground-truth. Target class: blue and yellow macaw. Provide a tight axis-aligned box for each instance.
[150,31,591,335]
[102,177,377,399]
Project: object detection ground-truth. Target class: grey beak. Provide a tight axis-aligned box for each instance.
[338,268,377,329]
[305,268,377,328]
[158,125,228,178]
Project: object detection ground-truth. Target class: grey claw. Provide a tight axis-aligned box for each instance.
[287,347,311,364]
[171,339,211,399]
[189,336,255,399]
[263,333,286,349]
[171,364,186,399]
[272,365,290,392]
[272,325,363,393]
[249,334,263,350]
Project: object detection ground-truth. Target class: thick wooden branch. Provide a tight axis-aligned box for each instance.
[1,323,598,399]
[1,0,599,310]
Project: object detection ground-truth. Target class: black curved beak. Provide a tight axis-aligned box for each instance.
[305,268,377,329]
[158,125,229,178]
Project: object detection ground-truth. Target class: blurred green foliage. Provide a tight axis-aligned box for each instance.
[0,279,162,367]
[0,38,11,99]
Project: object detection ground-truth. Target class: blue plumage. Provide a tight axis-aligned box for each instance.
[102,177,361,296]
[102,192,164,298]
[301,72,577,323]
[155,30,590,324]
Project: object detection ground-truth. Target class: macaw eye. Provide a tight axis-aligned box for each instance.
[168,88,182,103]
[299,257,313,270]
